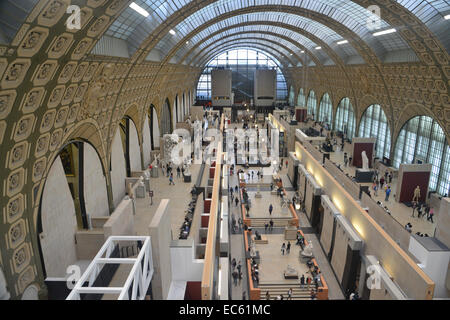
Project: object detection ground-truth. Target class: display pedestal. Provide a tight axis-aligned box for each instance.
[284,226,298,240]
[184,174,192,183]
[151,167,159,178]
[136,185,146,198]
[355,169,374,183]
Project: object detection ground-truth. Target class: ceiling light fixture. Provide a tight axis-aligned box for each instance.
[301,50,305,53]
[337,40,348,45]
[169,29,176,35]
[315,46,322,50]
[373,28,396,36]
[445,14,450,20]
[129,2,149,17]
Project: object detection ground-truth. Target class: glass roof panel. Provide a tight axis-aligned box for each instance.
[156,12,351,65]
[191,41,293,67]
[396,0,450,53]
[186,33,304,65]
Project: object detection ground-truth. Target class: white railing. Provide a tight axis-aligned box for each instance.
[66,236,153,300]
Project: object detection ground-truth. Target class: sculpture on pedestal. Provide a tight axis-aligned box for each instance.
[301,241,314,258]
[362,151,369,170]
[163,134,179,164]
[412,186,421,202]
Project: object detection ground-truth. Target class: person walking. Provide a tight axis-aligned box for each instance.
[281,243,286,255]
[411,202,417,217]
[232,270,238,286]
[264,223,269,233]
[235,185,238,193]
[236,261,242,275]
[235,197,239,207]
[230,187,233,195]
[269,204,273,216]
[286,160,289,169]
[287,288,293,300]
[428,207,434,223]
[385,186,392,201]
[424,206,430,220]
[344,153,348,167]
[417,204,423,219]
[300,274,305,289]
[380,177,385,188]
[238,218,243,231]
[169,173,175,185]
[242,291,246,300]
[307,276,312,289]
[266,291,271,300]
[349,156,352,166]
[231,258,236,270]
[176,166,181,178]
[286,241,291,254]
[269,219,274,232]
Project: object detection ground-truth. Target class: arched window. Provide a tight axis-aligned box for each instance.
[318,93,333,127]
[335,98,356,140]
[297,88,306,107]
[289,86,295,106]
[161,99,172,135]
[307,90,317,119]
[393,116,450,196]
[195,48,288,102]
[359,104,391,159]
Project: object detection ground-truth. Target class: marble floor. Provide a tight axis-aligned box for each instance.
[254,234,309,283]
[246,191,293,219]
[133,163,202,239]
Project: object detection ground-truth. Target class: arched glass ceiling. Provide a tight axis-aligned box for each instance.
[155,12,357,64]
[147,0,411,63]
[196,48,289,101]
[101,0,449,60]
[0,0,39,45]
[195,42,295,70]
[170,20,342,65]
[397,0,450,53]
[103,0,191,55]
[190,39,296,67]
[185,32,307,67]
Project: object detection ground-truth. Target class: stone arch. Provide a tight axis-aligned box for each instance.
[306,89,318,119]
[36,138,109,279]
[318,92,333,127]
[393,103,450,146]
[161,98,173,135]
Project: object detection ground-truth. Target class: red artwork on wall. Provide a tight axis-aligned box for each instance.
[399,171,430,203]
[353,143,374,168]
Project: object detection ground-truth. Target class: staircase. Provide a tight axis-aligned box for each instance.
[258,281,312,300]
[250,217,292,227]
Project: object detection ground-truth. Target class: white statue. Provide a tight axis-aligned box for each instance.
[286,265,296,274]
[153,153,160,166]
[413,186,421,202]
[301,241,314,258]
[361,151,369,170]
